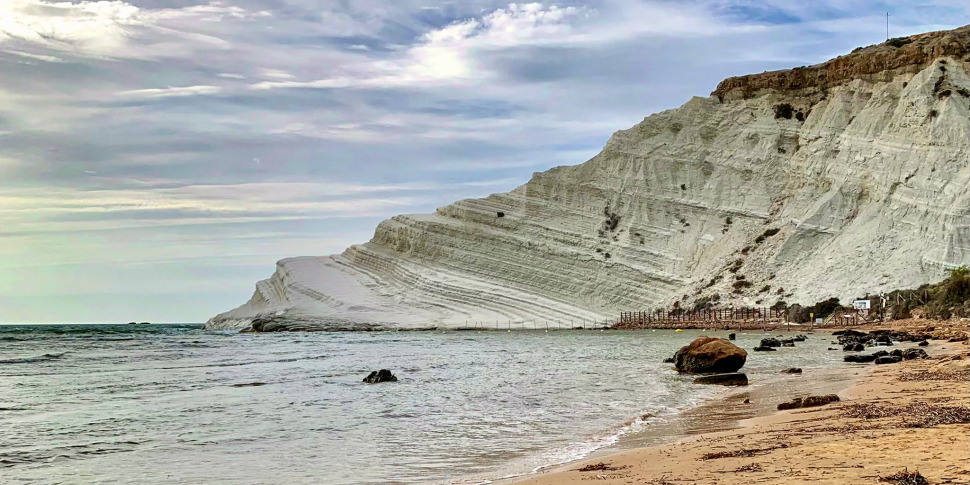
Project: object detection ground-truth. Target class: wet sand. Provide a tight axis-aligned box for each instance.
[512,324,970,485]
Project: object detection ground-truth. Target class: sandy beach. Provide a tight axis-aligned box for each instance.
[514,322,970,485]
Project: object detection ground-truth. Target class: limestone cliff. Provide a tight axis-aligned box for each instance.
[207,25,970,330]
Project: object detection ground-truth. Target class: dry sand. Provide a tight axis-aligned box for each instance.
[513,322,969,485]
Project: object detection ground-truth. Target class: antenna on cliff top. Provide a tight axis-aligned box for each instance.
[886,12,891,41]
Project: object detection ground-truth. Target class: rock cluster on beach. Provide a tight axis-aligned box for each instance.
[206,25,970,331]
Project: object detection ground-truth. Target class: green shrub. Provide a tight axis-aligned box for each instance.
[773,103,794,120]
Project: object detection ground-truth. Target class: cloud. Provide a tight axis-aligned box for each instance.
[116,85,223,99]
[0,0,269,59]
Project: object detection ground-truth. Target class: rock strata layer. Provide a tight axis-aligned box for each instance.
[208,25,970,331]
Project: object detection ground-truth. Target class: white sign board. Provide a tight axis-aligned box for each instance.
[853,300,871,310]
[815,318,823,324]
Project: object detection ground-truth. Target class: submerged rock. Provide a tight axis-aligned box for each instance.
[781,339,796,347]
[760,338,782,348]
[728,333,736,341]
[693,372,748,386]
[918,340,929,347]
[363,369,398,383]
[843,343,865,352]
[673,337,747,374]
[903,348,929,360]
[782,368,803,374]
[753,346,777,352]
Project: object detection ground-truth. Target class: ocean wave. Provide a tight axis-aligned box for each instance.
[0,353,66,364]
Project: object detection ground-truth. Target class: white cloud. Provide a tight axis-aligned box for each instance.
[0,0,269,59]
[3,50,64,63]
[252,3,592,91]
[117,85,222,98]
[260,68,295,79]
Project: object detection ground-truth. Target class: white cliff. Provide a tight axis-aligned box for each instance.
[208,26,970,331]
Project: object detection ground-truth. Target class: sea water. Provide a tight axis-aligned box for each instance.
[0,325,849,484]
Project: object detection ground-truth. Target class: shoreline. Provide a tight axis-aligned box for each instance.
[509,323,970,485]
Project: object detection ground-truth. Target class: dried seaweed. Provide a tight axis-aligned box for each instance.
[701,444,788,460]
[576,462,626,472]
[878,468,930,485]
[842,402,970,428]
[899,369,970,382]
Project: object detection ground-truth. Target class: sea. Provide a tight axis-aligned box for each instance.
[0,324,857,484]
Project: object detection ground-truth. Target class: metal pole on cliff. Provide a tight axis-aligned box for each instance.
[886,12,890,41]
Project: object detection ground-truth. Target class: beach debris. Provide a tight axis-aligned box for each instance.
[842,401,970,428]
[693,372,748,386]
[363,369,398,383]
[734,463,763,473]
[782,367,802,374]
[701,444,788,460]
[877,468,930,485]
[899,367,970,381]
[673,337,747,374]
[777,394,840,410]
[576,462,627,472]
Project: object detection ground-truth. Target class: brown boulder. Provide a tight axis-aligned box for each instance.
[673,337,747,374]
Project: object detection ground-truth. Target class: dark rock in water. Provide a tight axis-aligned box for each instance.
[728,333,736,341]
[777,394,839,410]
[874,334,893,346]
[843,343,865,352]
[874,355,902,365]
[793,334,807,342]
[232,382,267,387]
[782,368,802,374]
[673,337,747,374]
[781,339,795,347]
[872,350,890,358]
[833,329,867,337]
[363,369,398,383]
[903,348,929,360]
[890,349,903,358]
[692,372,748,386]
[918,340,929,347]
[753,346,776,352]
[828,347,838,350]
[845,353,879,363]
[662,357,675,363]
[760,338,782,348]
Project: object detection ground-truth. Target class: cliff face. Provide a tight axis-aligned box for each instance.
[208,26,970,330]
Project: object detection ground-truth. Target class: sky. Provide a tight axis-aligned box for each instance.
[0,1,967,323]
